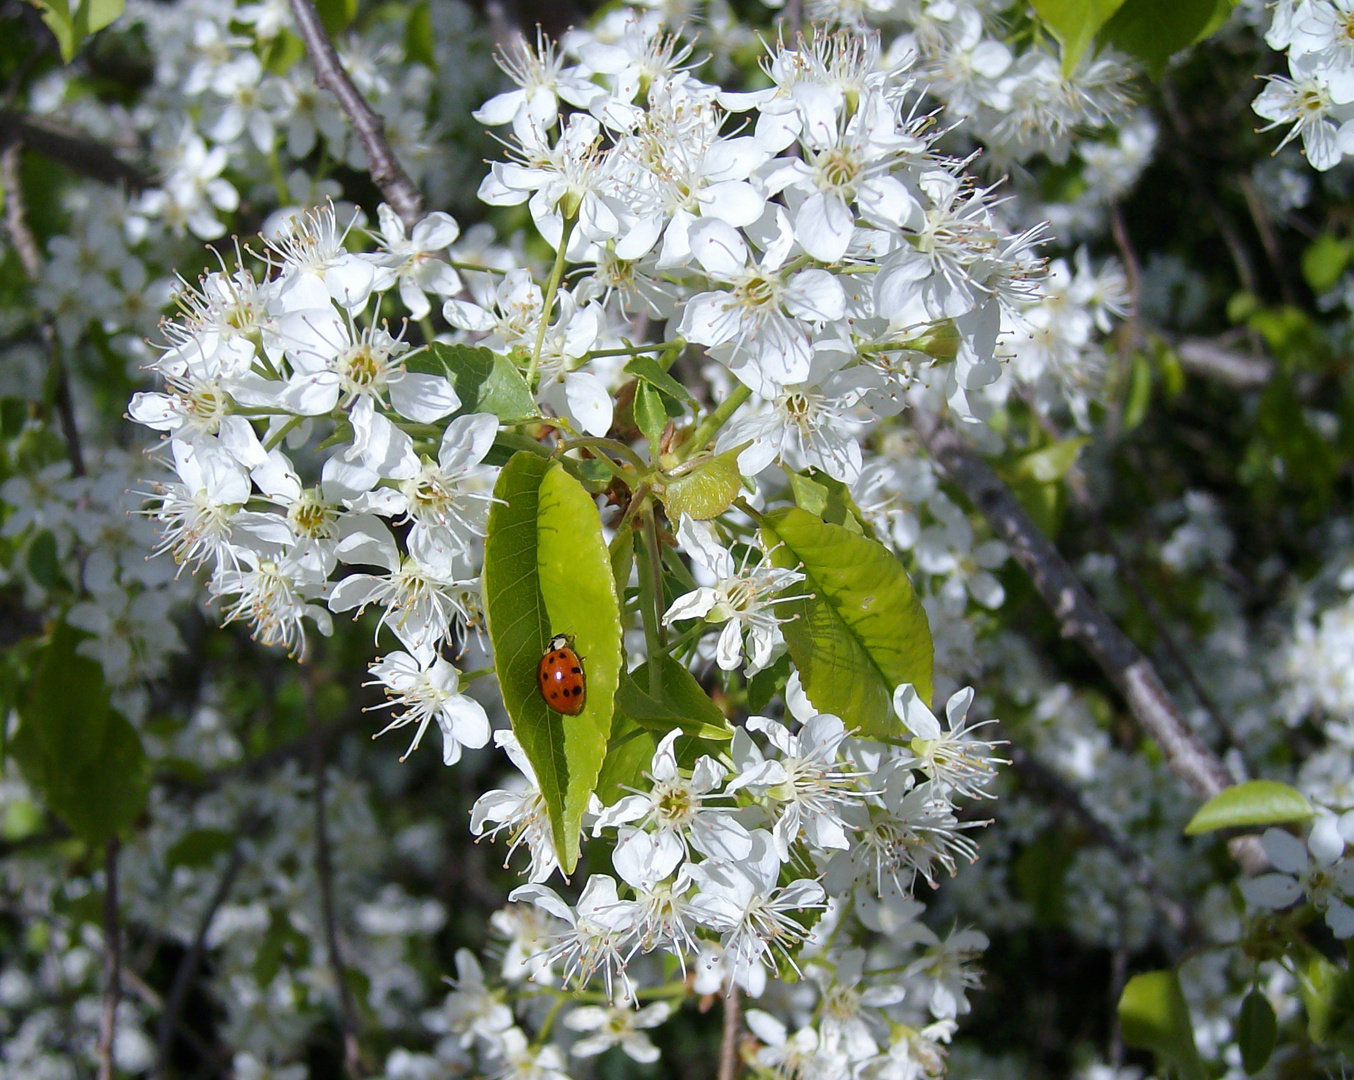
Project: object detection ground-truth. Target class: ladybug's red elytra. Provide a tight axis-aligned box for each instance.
[537,634,586,715]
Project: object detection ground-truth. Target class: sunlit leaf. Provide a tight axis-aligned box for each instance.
[760,507,932,736]
[1184,780,1314,835]
[1119,970,1207,1080]
[482,453,623,872]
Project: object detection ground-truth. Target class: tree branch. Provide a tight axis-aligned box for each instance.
[915,411,1231,798]
[0,109,149,190]
[305,673,364,1076]
[1174,338,1272,390]
[911,411,1266,871]
[287,0,424,230]
[152,840,248,1080]
[2,140,84,475]
[718,980,742,1080]
[97,837,122,1080]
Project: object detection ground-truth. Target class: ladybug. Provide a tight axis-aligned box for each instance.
[537,634,586,715]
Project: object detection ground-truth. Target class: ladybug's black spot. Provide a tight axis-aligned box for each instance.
[572,686,583,696]
[571,666,581,674]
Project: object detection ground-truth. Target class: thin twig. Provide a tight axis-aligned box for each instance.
[153,841,248,1079]
[287,0,424,230]
[1109,202,1141,334]
[124,969,232,1079]
[911,411,1267,873]
[0,109,149,190]
[1174,338,1272,389]
[1,141,84,475]
[1159,80,1260,299]
[305,673,364,1076]
[97,837,122,1080]
[718,980,742,1080]
[1237,172,1296,306]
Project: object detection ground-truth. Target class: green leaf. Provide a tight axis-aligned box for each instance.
[617,658,733,742]
[760,507,932,737]
[625,356,696,407]
[404,0,434,67]
[166,828,236,870]
[26,531,60,590]
[313,0,356,36]
[12,623,149,846]
[1118,970,1207,1080]
[660,443,748,521]
[482,453,623,873]
[746,651,791,713]
[1298,946,1354,1050]
[425,343,536,422]
[1031,0,1127,74]
[633,381,668,450]
[1102,0,1232,79]
[594,715,655,806]
[1183,780,1314,835]
[786,469,868,534]
[1122,352,1153,433]
[33,0,126,61]
[1303,234,1352,293]
[1013,437,1089,484]
[1237,989,1277,1074]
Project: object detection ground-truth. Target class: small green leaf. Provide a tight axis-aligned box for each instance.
[625,356,696,406]
[1237,989,1277,1074]
[1031,0,1127,74]
[633,381,668,450]
[166,828,236,870]
[404,0,434,67]
[425,343,536,422]
[594,715,656,806]
[1303,234,1352,293]
[1297,945,1354,1050]
[1013,437,1089,484]
[1184,780,1314,835]
[35,0,126,59]
[314,0,356,35]
[786,469,868,534]
[787,471,830,518]
[660,443,748,521]
[617,659,733,742]
[760,507,932,737]
[26,531,60,590]
[482,453,623,873]
[1102,0,1231,79]
[746,651,791,713]
[1119,970,1207,1080]
[1122,352,1153,433]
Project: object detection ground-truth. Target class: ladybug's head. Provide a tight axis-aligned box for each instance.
[546,633,573,652]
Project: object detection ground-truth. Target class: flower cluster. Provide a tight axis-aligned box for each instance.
[1255,0,1354,170]
[469,681,1001,1000]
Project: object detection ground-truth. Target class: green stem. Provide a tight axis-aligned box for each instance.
[534,995,566,1046]
[494,431,553,458]
[526,215,577,391]
[417,315,436,347]
[555,436,648,473]
[654,621,708,659]
[636,505,667,698]
[587,339,686,360]
[449,261,508,275]
[264,416,304,452]
[678,384,753,463]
